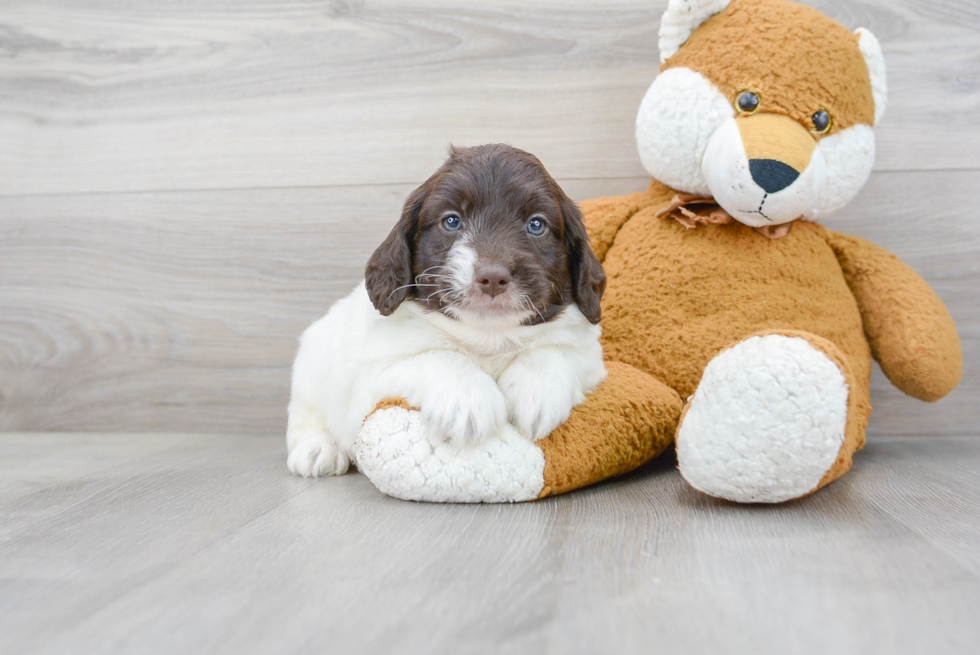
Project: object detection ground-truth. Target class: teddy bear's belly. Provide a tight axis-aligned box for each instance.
[599,209,871,399]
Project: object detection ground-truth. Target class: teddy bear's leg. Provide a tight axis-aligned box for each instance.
[356,398,547,503]
[355,362,683,502]
[676,330,869,503]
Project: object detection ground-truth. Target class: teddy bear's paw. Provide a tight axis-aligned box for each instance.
[356,404,546,503]
[677,334,849,503]
[287,431,351,478]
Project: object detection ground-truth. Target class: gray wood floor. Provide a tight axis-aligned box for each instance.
[1,433,979,655]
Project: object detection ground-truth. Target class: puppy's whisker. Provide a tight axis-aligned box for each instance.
[430,287,455,300]
[550,281,566,305]
[523,294,546,323]
[414,269,452,283]
[415,265,447,277]
[387,283,440,299]
[414,266,452,282]
[440,298,465,319]
[428,287,460,308]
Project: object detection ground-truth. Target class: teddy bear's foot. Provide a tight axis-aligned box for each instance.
[356,400,546,503]
[676,332,863,503]
[356,362,683,502]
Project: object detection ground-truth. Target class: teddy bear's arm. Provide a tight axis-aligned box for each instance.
[579,193,647,263]
[825,231,962,402]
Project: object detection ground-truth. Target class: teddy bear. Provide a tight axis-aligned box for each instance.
[354,0,962,503]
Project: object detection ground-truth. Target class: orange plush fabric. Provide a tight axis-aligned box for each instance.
[665,0,876,134]
[536,361,683,498]
[593,181,873,403]
[567,0,961,499]
[579,178,959,492]
[825,232,963,401]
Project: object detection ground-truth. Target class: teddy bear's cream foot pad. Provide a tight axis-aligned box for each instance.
[677,333,850,503]
[356,400,546,503]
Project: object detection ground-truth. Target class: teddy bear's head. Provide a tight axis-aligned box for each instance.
[636,0,887,227]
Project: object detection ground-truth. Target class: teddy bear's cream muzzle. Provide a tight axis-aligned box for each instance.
[701,114,828,228]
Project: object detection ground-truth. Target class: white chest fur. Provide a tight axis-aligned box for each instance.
[286,282,606,478]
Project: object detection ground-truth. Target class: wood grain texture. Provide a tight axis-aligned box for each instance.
[0,433,978,654]
[0,0,978,196]
[0,177,643,434]
[1,172,976,435]
[0,0,978,436]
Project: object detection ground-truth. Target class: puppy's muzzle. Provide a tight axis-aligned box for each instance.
[475,263,512,298]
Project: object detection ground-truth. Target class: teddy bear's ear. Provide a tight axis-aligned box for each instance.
[658,0,732,63]
[855,27,888,125]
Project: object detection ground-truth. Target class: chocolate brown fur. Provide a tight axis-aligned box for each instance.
[365,144,605,325]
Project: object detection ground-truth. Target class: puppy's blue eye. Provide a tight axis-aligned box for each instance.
[443,215,461,231]
[526,217,546,236]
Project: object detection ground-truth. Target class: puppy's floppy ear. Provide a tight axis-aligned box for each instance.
[365,183,427,316]
[560,191,606,324]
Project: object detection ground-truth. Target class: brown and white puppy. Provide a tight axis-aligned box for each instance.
[286,144,607,478]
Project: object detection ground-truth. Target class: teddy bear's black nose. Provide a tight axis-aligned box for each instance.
[749,159,800,193]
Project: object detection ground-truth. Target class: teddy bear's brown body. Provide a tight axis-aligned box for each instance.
[579,179,960,497]
[591,183,871,401]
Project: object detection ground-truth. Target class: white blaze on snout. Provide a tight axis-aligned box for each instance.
[446,239,477,294]
[443,239,530,324]
[701,117,827,227]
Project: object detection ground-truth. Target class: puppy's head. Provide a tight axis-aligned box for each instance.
[365,144,605,325]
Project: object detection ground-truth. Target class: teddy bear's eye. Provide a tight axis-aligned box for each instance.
[736,91,760,114]
[812,110,832,134]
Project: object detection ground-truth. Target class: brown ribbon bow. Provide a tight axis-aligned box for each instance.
[655,193,797,239]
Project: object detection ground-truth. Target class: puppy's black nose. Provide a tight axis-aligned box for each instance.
[749,159,799,193]
[476,264,511,298]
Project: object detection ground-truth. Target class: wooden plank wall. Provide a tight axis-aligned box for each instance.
[1,0,977,436]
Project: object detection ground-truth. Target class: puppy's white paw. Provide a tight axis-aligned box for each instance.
[287,431,350,477]
[499,366,578,441]
[420,369,507,448]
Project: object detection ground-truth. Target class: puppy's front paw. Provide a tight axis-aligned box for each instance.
[287,432,350,477]
[421,370,507,448]
[499,366,579,441]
